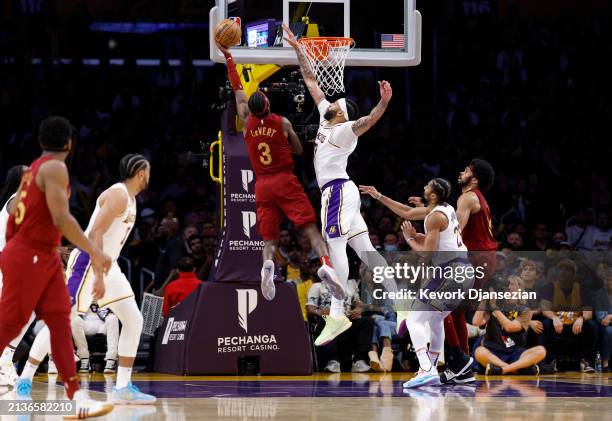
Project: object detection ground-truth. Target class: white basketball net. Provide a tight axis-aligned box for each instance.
[299,37,355,96]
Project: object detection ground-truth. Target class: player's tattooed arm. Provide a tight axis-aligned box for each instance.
[282,117,303,154]
[352,81,392,136]
[282,23,325,105]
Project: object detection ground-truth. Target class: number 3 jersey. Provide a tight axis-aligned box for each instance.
[245,113,294,177]
[84,183,136,261]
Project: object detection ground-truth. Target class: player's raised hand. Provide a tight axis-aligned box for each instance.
[408,196,424,207]
[401,221,417,241]
[282,23,300,49]
[359,185,381,199]
[215,41,231,58]
[378,80,392,102]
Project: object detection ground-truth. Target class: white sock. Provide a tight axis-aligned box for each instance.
[116,366,132,389]
[0,347,15,364]
[20,362,39,381]
[330,297,344,319]
[73,389,91,402]
[416,350,433,372]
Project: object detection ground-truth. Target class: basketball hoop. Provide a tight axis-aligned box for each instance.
[298,37,355,96]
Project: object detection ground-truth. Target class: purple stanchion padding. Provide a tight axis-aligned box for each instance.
[154,286,201,375]
[155,281,312,375]
[211,101,264,284]
[155,104,312,375]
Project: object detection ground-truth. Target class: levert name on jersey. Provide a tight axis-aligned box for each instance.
[249,126,278,139]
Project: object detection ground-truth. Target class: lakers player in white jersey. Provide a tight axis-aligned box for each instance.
[15,154,156,404]
[362,178,475,388]
[0,165,37,385]
[284,24,398,352]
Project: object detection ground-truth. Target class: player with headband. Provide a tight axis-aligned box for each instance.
[217,40,344,302]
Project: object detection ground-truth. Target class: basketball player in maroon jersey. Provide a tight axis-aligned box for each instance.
[217,42,344,302]
[440,158,497,383]
[0,117,113,418]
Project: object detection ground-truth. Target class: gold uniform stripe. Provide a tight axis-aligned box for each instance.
[99,294,135,308]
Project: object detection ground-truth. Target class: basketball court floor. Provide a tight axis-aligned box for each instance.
[2,372,609,420]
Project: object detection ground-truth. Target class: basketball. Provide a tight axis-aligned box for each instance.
[215,19,241,48]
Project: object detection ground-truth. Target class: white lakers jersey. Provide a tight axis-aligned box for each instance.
[85,183,136,261]
[313,99,358,188]
[424,204,468,253]
[0,193,16,252]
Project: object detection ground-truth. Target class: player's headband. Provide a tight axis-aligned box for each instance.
[253,91,270,117]
[337,98,350,121]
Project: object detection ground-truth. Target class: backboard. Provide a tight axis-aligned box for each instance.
[210,0,421,67]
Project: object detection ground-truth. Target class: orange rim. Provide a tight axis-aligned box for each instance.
[298,37,355,47]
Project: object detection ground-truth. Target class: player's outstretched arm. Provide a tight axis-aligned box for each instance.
[39,160,111,274]
[217,42,249,123]
[352,81,392,137]
[282,23,325,106]
[282,117,303,155]
[359,185,429,221]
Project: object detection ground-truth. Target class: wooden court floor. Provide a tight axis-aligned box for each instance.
[1,372,610,420]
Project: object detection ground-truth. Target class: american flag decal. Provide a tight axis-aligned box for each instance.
[381,34,405,49]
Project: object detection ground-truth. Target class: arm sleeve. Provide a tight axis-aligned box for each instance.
[328,122,358,148]
[318,100,331,123]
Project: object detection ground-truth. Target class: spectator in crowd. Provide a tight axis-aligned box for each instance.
[274,229,294,267]
[565,209,596,251]
[71,303,120,374]
[162,257,203,317]
[507,232,524,250]
[528,224,551,251]
[296,258,321,321]
[592,212,612,251]
[153,216,187,290]
[201,222,217,242]
[368,233,382,250]
[187,234,212,280]
[472,276,546,375]
[182,225,199,254]
[296,231,318,263]
[552,232,567,244]
[594,262,611,372]
[307,278,373,373]
[540,259,598,372]
[382,233,399,252]
[281,242,303,285]
[274,229,293,267]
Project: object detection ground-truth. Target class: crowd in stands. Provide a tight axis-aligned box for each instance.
[0,4,610,373]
